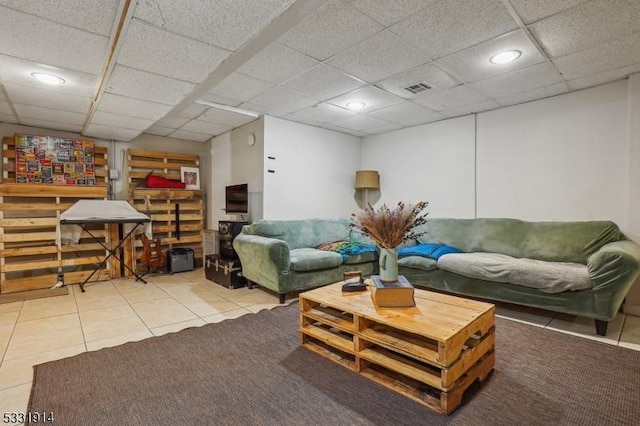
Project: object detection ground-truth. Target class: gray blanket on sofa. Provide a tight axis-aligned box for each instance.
[437,252,592,293]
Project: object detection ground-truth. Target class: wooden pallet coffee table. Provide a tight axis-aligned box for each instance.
[299,282,495,415]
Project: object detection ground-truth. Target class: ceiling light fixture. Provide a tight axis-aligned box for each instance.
[346,101,366,110]
[31,72,65,85]
[489,50,522,64]
[194,100,260,117]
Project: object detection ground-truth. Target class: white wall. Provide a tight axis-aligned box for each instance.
[361,115,477,218]
[476,80,629,224]
[263,116,361,219]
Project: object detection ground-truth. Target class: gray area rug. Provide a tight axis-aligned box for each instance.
[28,303,640,425]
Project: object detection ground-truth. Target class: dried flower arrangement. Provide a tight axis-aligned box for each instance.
[350,201,429,249]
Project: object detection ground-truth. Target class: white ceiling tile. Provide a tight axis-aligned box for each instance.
[507,0,589,25]
[390,0,518,59]
[327,30,431,83]
[412,85,489,111]
[106,65,196,105]
[0,0,120,36]
[197,93,243,108]
[236,43,319,84]
[0,54,99,97]
[362,122,404,135]
[0,113,18,124]
[249,87,318,116]
[208,72,274,102]
[552,32,640,80]
[0,87,6,101]
[91,111,155,131]
[20,118,82,133]
[278,0,384,60]
[566,64,640,91]
[155,116,191,129]
[84,124,141,141]
[144,126,175,137]
[529,0,640,58]
[327,86,404,112]
[177,104,208,120]
[333,114,391,131]
[494,82,568,107]
[469,62,563,98]
[367,101,445,126]
[321,123,368,137]
[282,64,365,101]
[375,63,458,98]
[97,94,173,121]
[436,30,545,83]
[0,6,109,75]
[347,0,439,27]
[134,0,295,51]
[286,103,357,124]
[4,83,91,113]
[168,129,213,142]
[440,99,501,118]
[0,100,12,115]
[199,108,257,127]
[13,104,86,125]
[117,19,231,83]
[181,120,232,135]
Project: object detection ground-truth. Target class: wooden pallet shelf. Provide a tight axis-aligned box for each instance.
[0,183,108,301]
[127,148,199,189]
[129,188,204,268]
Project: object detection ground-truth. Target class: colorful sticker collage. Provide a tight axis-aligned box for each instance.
[15,134,96,185]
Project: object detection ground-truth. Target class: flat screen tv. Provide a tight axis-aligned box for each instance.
[225,183,248,214]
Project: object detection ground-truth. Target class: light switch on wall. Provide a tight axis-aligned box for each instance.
[109,169,120,180]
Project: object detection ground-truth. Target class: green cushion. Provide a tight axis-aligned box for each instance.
[289,248,343,272]
[398,256,438,271]
[247,218,350,249]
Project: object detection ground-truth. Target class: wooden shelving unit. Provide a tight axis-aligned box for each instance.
[299,283,495,415]
[0,183,108,302]
[127,148,199,189]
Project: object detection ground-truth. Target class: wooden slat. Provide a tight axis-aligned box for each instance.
[128,149,199,162]
[0,183,107,197]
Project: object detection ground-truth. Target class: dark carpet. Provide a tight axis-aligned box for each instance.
[28,303,640,426]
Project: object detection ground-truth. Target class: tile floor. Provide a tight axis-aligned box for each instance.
[0,268,639,425]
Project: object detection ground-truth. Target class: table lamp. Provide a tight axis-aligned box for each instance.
[355,170,380,207]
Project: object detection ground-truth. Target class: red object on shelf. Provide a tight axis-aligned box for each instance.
[145,175,186,189]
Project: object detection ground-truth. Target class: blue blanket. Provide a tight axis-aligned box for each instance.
[397,243,462,260]
[317,241,377,261]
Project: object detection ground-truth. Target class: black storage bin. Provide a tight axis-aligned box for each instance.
[167,248,195,273]
[205,254,246,289]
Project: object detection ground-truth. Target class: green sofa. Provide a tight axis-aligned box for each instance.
[234,217,640,336]
[233,218,378,304]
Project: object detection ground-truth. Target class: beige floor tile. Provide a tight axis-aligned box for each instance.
[546,312,624,345]
[130,298,198,329]
[164,285,224,304]
[0,323,13,359]
[0,311,19,326]
[495,302,556,327]
[75,292,128,312]
[619,314,640,350]
[224,289,281,307]
[0,344,85,391]
[12,313,80,339]
[82,314,149,343]
[147,274,191,285]
[0,301,23,314]
[206,284,254,297]
[4,326,84,361]
[151,318,206,336]
[113,280,170,304]
[78,304,138,324]
[202,307,252,323]
[182,299,244,317]
[0,383,32,425]
[246,302,283,313]
[18,294,77,322]
[85,330,153,352]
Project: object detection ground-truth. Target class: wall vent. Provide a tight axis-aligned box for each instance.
[404,82,432,94]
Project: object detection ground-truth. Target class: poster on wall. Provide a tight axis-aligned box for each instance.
[14,134,96,185]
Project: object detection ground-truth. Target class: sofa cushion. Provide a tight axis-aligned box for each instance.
[289,248,343,272]
[398,256,438,271]
[247,218,350,249]
[437,252,592,293]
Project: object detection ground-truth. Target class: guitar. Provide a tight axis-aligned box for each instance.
[141,234,166,273]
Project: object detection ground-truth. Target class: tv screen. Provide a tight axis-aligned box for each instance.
[225,184,248,214]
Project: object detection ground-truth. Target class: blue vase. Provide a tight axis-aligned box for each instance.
[378,247,398,283]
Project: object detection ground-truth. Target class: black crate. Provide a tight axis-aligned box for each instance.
[205,254,246,289]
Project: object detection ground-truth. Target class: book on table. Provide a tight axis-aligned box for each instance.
[369,275,416,308]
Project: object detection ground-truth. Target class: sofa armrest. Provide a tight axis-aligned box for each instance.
[587,240,640,292]
[233,234,291,275]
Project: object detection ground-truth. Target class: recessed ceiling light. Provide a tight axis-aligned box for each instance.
[489,50,522,64]
[346,101,366,110]
[31,72,65,85]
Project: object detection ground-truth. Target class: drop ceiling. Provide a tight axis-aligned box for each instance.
[1,0,639,142]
